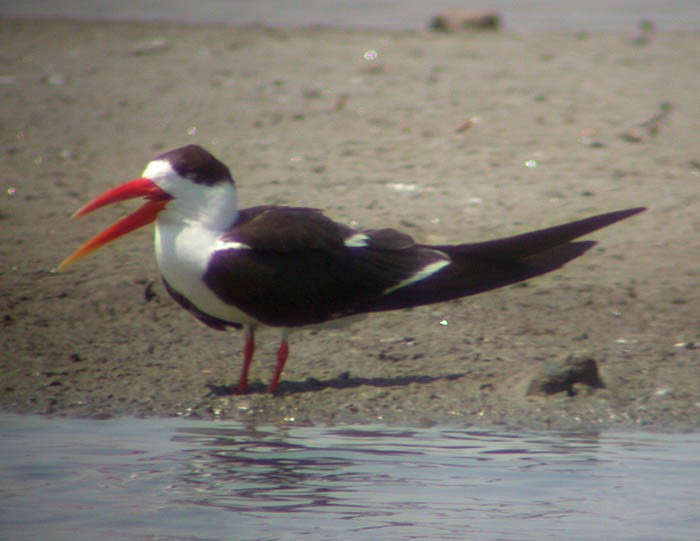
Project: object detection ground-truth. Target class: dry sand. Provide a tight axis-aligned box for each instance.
[1,19,699,430]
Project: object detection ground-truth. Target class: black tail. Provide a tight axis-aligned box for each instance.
[362,207,645,312]
[435,207,646,260]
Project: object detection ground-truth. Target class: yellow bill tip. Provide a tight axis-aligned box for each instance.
[56,248,91,272]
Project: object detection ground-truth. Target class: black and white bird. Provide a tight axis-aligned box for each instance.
[59,145,645,394]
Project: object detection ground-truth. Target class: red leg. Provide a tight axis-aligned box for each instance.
[268,339,289,395]
[237,326,255,394]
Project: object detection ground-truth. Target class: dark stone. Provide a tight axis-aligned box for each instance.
[429,10,501,32]
[527,353,604,396]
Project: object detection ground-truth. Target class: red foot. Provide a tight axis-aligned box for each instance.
[234,382,250,395]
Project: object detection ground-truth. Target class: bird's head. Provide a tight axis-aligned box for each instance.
[58,145,237,271]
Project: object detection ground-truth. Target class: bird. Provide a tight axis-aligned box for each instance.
[58,144,645,394]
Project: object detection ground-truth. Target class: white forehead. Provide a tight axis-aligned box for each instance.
[142,159,176,182]
[141,159,191,197]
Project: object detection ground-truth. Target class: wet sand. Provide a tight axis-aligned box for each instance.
[1,19,698,430]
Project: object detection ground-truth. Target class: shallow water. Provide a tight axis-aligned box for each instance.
[1,414,699,540]
[3,0,700,31]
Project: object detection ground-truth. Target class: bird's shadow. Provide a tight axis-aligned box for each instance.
[206,371,466,396]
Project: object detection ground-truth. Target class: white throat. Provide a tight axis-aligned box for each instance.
[145,159,255,324]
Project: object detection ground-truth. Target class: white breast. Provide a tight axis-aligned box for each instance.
[154,221,259,326]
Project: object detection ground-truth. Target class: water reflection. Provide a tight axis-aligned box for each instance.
[174,426,360,513]
[1,415,699,540]
[169,425,608,525]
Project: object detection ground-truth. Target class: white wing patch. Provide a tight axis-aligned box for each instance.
[383,258,451,294]
[215,239,252,251]
[344,233,370,247]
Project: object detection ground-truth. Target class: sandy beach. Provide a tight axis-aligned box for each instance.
[1,19,698,430]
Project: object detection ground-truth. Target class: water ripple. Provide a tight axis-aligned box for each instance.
[1,415,699,540]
